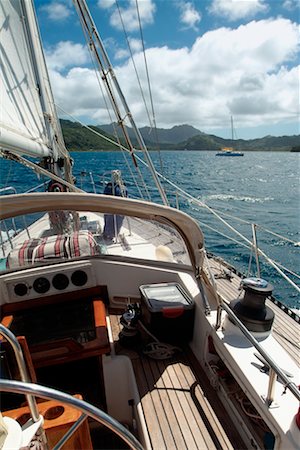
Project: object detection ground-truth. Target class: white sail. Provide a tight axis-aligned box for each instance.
[0,0,66,160]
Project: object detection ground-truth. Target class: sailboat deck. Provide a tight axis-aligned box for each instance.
[110,313,246,450]
[206,256,300,367]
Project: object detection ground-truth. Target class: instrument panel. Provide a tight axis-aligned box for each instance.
[2,261,95,303]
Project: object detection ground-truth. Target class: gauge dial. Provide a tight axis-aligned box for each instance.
[52,273,69,290]
[33,277,50,294]
[14,283,28,297]
[71,270,88,287]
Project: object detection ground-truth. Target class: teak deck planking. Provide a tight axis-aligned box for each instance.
[110,313,246,450]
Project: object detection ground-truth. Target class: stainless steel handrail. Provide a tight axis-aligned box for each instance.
[0,379,144,450]
[0,187,17,195]
[0,324,40,421]
[219,302,300,404]
[52,413,88,450]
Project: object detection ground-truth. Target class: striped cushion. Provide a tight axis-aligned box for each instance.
[7,231,98,269]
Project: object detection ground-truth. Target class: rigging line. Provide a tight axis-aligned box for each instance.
[22,1,69,169]
[115,0,152,126]
[20,0,71,183]
[0,151,83,193]
[4,159,13,187]
[274,262,300,280]
[81,35,146,201]
[73,0,139,167]
[56,104,133,152]
[255,224,298,245]
[55,104,149,200]
[198,221,251,251]
[199,221,300,280]
[118,131,146,200]
[180,196,299,246]
[72,18,149,202]
[111,1,155,200]
[135,0,155,130]
[127,156,300,291]
[73,0,168,206]
[135,0,164,175]
[108,119,150,201]
[114,146,298,260]
[73,0,153,202]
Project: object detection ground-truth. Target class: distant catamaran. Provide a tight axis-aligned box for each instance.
[216,116,244,156]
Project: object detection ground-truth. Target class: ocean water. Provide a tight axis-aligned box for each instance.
[1,151,299,309]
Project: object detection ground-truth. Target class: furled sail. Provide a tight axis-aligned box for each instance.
[0,0,67,160]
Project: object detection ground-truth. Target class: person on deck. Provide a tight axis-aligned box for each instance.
[103,181,127,241]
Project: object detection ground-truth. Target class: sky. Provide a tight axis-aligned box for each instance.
[35,0,300,140]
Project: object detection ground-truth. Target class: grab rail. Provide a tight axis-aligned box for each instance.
[0,324,49,448]
[0,324,40,421]
[174,189,300,298]
[217,302,300,405]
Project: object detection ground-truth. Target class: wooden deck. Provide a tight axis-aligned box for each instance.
[110,313,246,450]
[205,256,300,367]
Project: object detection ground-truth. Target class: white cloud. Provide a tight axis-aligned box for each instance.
[179,2,202,30]
[115,48,130,60]
[128,38,143,53]
[48,19,299,133]
[97,0,115,9]
[45,41,89,71]
[105,0,156,32]
[282,0,299,11]
[40,1,72,21]
[209,0,268,21]
[49,67,108,121]
[114,38,143,60]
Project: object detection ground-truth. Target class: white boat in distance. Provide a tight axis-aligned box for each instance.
[216,117,244,156]
[0,1,299,450]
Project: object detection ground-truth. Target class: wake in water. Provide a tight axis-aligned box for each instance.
[201,194,274,203]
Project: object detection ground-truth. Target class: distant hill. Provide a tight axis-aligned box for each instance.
[61,120,122,151]
[98,123,202,144]
[60,119,299,152]
[181,134,300,152]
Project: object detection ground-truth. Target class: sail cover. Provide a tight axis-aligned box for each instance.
[0,0,65,160]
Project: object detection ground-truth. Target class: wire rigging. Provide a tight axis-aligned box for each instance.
[135,0,164,176]
[115,0,152,127]
[71,0,153,202]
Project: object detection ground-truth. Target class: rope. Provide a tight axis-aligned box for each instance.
[138,320,181,360]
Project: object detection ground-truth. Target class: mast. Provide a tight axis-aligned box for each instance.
[72,0,169,206]
[231,115,234,142]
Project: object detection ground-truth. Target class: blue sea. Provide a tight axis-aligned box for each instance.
[1,151,299,309]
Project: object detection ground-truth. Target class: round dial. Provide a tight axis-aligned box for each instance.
[14,283,28,297]
[52,273,69,290]
[33,277,50,294]
[71,270,88,287]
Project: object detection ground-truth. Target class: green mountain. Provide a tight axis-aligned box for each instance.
[98,123,202,144]
[181,134,300,152]
[60,119,300,152]
[61,120,120,151]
